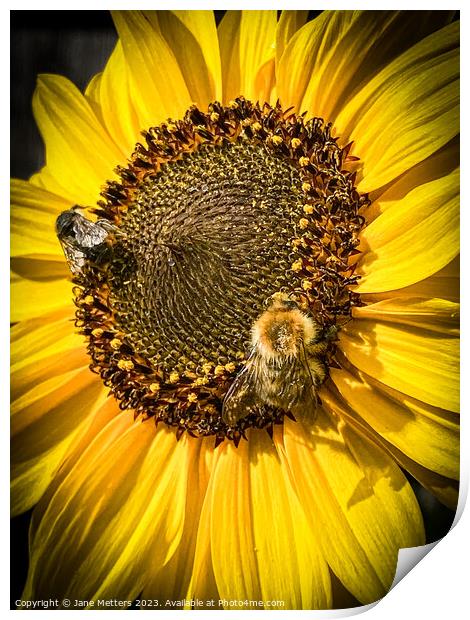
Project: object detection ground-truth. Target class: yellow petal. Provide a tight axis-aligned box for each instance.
[112,11,191,131]
[11,310,86,399]
[29,165,74,199]
[209,439,261,604]
[361,256,459,303]
[339,318,459,412]
[208,430,331,609]
[11,265,72,322]
[253,57,276,106]
[250,429,331,609]
[330,365,459,479]
[219,10,277,104]
[11,179,72,258]
[29,397,121,536]
[302,12,456,125]
[322,389,459,510]
[88,42,141,158]
[24,422,188,604]
[11,368,105,516]
[142,437,216,604]
[356,170,459,293]
[83,72,103,121]
[157,11,222,104]
[32,74,124,205]
[277,11,357,111]
[275,10,309,66]
[185,446,222,607]
[335,21,459,192]
[217,11,242,103]
[353,296,459,335]
[283,412,424,604]
[371,137,459,206]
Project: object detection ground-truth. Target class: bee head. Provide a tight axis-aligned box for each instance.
[264,292,300,313]
[56,210,78,237]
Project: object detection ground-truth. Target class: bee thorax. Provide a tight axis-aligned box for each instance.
[252,307,317,360]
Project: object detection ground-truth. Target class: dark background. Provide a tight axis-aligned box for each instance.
[10,9,456,606]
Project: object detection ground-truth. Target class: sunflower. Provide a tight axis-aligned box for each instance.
[11,10,459,610]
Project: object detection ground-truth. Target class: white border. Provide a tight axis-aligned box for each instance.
[4,2,467,618]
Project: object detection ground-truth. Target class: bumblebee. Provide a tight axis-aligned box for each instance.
[56,207,121,275]
[222,295,334,426]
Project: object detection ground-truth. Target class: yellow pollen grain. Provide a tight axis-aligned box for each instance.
[149,382,160,393]
[225,362,237,373]
[252,121,262,131]
[271,135,283,146]
[84,295,94,305]
[299,156,310,167]
[292,238,302,248]
[299,218,309,229]
[210,112,220,122]
[302,279,313,291]
[291,259,303,272]
[169,371,180,384]
[118,359,134,371]
[214,365,226,377]
[91,328,103,338]
[201,362,213,375]
[302,182,312,192]
[303,204,314,215]
[110,338,122,350]
[187,392,198,403]
[194,376,209,386]
[291,138,301,149]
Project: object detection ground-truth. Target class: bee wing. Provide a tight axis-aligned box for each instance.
[73,215,108,248]
[59,238,87,274]
[290,341,321,421]
[222,351,265,426]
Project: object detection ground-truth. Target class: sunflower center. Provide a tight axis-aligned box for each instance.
[71,98,368,444]
[110,141,303,373]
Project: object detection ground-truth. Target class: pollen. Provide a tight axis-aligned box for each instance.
[201,362,213,375]
[187,392,198,403]
[110,338,122,350]
[271,135,283,146]
[118,359,134,371]
[149,382,160,393]
[169,371,180,384]
[303,204,314,215]
[299,218,309,229]
[291,138,302,149]
[299,156,310,167]
[291,259,303,272]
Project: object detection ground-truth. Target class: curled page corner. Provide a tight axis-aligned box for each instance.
[391,540,439,590]
[391,478,467,592]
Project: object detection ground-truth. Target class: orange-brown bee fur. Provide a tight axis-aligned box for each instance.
[222,294,332,426]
